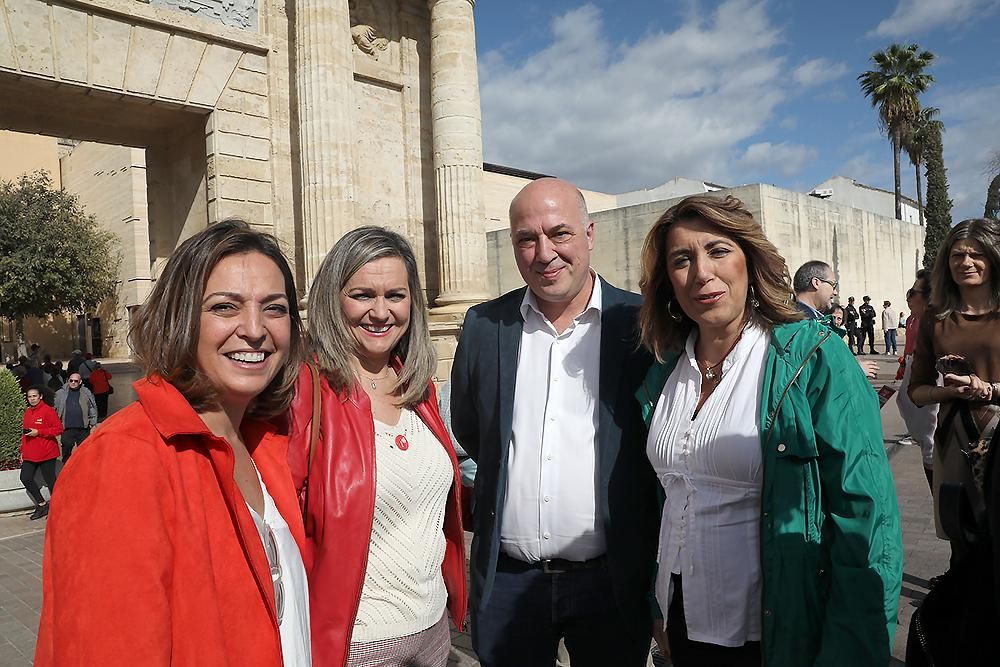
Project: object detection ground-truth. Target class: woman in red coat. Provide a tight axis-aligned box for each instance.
[35,220,312,667]
[288,227,467,667]
[21,386,62,520]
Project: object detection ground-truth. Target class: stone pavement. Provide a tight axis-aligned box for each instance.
[0,356,951,666]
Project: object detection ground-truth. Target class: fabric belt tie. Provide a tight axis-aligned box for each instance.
[658,471,698,576]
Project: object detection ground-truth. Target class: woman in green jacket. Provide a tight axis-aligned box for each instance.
[636,195,902,666]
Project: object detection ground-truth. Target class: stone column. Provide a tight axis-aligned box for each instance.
[295,0,356,295]
[428,0,491,313]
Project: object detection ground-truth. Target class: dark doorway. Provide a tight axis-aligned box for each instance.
[90,317,103,357]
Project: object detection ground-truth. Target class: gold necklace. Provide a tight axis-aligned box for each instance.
[697,326,747,385]
[356,367,391,390]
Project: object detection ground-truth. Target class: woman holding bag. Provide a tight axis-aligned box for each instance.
[288,226,466,667]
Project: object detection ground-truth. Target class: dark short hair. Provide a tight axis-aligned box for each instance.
[639,195,802,360]
[792,260,833,294]
[930,218,1000,318]
[129,219,303,418]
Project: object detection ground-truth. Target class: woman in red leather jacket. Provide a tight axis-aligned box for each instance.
[289,227,466,667]
[21,386,62,520]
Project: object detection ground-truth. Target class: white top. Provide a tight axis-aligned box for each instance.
[353,408,452,642]
[646,323,769,647]
[246,465,312,667]
[882,308,899,330]
[501,277,604,562]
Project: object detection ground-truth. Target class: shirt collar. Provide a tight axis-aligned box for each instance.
[519,270,603,324]
[684,321,766,373]
[796,299,823,320]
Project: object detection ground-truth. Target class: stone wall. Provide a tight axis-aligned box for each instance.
[482,169,619,232]
[487,184,925,316]
[0,131,60,186]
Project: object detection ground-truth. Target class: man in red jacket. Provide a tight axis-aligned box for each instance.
[21,387,62,520]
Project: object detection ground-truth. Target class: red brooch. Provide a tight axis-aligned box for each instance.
[395,435,409,451]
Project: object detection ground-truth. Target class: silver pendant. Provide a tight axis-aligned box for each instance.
[370,379,377,390]
[704,367,716,380]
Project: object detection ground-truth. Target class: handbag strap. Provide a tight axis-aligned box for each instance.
[303,363,322,521]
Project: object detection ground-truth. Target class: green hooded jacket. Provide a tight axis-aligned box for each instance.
[636,318,902,666]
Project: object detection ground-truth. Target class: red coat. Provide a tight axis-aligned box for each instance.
[89,368,113,395]
[35,377,306,666]
[21,402,62,462]
[288,363,467,666]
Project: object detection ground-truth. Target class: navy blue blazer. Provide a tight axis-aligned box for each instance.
[450,277,659,634]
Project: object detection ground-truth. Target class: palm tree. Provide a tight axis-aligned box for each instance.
[858,43,935,220]
[901,106,943,227]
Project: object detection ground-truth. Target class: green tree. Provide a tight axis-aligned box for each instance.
[858,43,936,220]
[901,106,943,227]
[922,124,952,269]
[0,370,25,468]
[986,150,1000,219]
[0,171,120,345]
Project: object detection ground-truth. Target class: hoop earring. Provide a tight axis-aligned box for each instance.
[748,285,760,309]
[667,299,683,322]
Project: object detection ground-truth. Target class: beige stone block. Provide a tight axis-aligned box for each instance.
[156,33,207,101]
[244,136,270,161]
[245,179,271,204]
[240,52,267,74]
[0,6,14,71]
[215,155,271,181]
[6,0,55,77]
[125,26,170,96]
[228,67,268,96]
[218,175,248,201]
[51,5,89,83]
[216,87,270,117]
[189,43,244,107]
[217,200,273,226]
[214,109,270,139]
[214,131,246,158]
[89,15,130,89]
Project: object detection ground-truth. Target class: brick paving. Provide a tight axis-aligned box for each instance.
[0,356,952,665]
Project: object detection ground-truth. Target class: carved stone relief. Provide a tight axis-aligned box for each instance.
[147,0,259,31]
[349,0,390,59]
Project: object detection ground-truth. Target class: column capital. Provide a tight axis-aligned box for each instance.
[428,0,475,8]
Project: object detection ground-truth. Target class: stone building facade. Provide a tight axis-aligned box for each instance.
[0,0,489,370]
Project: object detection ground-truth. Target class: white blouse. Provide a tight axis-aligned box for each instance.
[246,464,312,667]
[645,323,769,647]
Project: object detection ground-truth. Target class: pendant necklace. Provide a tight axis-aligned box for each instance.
[698,325,747,385]
[357,367,391,390]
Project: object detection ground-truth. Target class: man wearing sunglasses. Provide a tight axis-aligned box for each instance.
[54,372,98,462]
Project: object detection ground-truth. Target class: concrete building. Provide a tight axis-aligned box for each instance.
[487,183,925,320]
[0,0,489,373]
[810,175,921,226]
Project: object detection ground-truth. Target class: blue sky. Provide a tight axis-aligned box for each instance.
[474,0,1000,221]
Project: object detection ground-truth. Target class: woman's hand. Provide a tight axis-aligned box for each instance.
[651,618,670,658]
[26,428,39,437]
[942,373,993,400]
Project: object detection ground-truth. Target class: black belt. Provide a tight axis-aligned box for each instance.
[497,552,606,574]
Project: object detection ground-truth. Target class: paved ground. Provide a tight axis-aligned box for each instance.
[0,355,950,665]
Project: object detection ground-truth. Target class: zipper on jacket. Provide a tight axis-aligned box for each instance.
[762,329,830,448]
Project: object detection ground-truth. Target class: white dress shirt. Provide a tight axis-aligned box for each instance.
[646,323,768,647]
[500,276,604,562]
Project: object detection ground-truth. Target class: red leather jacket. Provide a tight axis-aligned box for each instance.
[288,363,467,666]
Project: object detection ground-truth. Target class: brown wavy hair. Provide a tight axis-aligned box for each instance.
[638,195,802,361]
[929,217,1000,319]
[129,219,303,417]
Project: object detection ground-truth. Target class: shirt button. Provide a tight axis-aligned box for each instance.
[546,455,553,461]
[777,443,786,453]
[548,417,555,422]
[543,495,551,502]
[543,532,551,539]
[764,609,772,617]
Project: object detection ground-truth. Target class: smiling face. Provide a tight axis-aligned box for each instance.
[26,389,41,407]
[949,239,990,289]
[510,179,595,316]
[340,256,411,370]
[196,252,291,414]
[664,217,750,335]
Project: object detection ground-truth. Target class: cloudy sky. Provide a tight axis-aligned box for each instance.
[474,0,1000,221]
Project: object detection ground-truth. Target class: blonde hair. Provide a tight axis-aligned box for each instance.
[638,195,802,361]
[307,226,435,407]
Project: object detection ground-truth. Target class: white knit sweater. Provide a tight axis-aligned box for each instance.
[352,408,452,642]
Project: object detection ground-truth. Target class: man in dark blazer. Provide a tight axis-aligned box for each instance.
[451,178,659,667]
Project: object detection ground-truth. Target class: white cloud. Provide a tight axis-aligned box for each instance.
[792,58,848,87]
[478,0,791,193]
[929,83,1000,220]
[739,142,818,177]
[872,0,1000,37]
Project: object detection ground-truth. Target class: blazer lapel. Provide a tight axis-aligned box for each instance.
[597,283,629,521]
[498,292,524,456]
